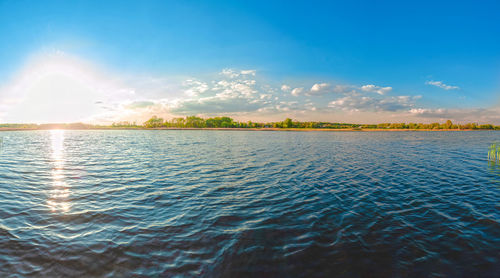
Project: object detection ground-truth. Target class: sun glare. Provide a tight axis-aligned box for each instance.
[48,129,70,212]
[2,53,118,124]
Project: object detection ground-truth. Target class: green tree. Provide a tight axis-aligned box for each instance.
[185,116,205,128]
[442,120,453,129]
[479,124,493,130]
[283,118,293,128]
[144,116,164,128]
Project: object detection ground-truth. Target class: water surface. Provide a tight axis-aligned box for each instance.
[0,130,499,277]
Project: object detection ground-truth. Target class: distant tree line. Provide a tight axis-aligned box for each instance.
[371,120,499,130]
[0,123,38,129]
[1,117,499,130]
[0,123,93,129]
[111,121,139,128]
[140,116,500,130]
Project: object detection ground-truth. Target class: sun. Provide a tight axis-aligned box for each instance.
[1,53,116,123]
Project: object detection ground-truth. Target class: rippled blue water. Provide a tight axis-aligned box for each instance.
[0,130,499,277]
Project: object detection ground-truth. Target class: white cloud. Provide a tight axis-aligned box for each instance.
[240,70,256,76]
[221,69,240,78]
[281,84,291,92]
[409,108,447,116]
[168,70,276,115]
[425,80,459,90]
[328,93,416,112]
[291,87,304,96]
[309,83,330,95]
[408,107,500,123]
[260,94,272,100]
[289,83,392,97]
[361,84,392,95]
[221,68,256,78]
[183,79,208,97]
[332,85,355,94]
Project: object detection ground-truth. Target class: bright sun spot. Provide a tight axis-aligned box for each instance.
[0,53,123,123]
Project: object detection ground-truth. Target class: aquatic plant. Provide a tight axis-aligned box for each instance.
[488,143,500,162]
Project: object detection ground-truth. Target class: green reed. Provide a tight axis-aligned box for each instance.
[488,143,500,162]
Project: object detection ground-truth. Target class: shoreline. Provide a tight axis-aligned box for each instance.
[0,127,495,132]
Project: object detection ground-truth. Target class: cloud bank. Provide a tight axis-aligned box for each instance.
[0,53,497,124]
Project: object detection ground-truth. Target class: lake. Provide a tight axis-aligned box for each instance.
[0,130,499,277]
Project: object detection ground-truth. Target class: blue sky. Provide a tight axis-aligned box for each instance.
[0,0,499,124]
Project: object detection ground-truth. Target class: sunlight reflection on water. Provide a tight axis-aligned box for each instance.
[48,130,70,212]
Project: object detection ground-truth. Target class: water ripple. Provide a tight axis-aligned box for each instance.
[0,130,499,277]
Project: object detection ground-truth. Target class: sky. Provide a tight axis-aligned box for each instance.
[0,0,499,124]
